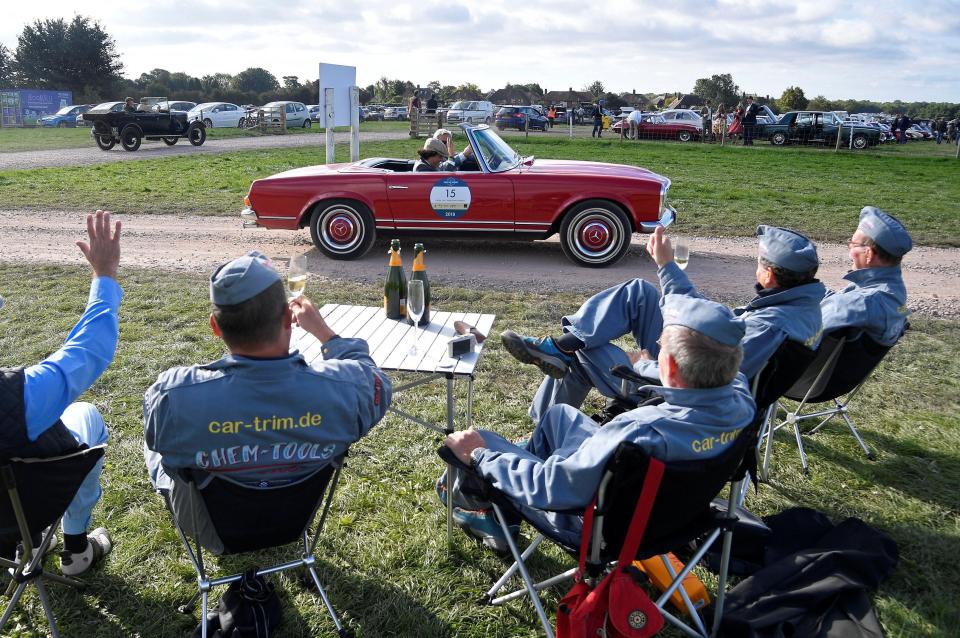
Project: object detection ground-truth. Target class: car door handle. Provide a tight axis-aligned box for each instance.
[388,185,409,190]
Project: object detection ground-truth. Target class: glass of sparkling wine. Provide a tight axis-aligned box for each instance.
[674,238,690,270]
[407,280,425,356]
[287,254,308,298]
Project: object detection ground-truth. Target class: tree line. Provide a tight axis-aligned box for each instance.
[0,16,956,120]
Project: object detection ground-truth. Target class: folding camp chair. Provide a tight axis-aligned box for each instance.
[161,457,348,638]
[0,445,106,638]
[438,426,758,638]
[761,327,897,476]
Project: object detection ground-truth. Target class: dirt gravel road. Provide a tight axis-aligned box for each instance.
[1,209,956,319]
[0,130,409,171]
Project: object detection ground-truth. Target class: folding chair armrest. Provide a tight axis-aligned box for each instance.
[436,446,588,516]
[437,446,495,501]
[609,364,658,386]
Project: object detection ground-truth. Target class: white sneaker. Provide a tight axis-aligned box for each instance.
[9,533,58,574]
[59,528,112,576]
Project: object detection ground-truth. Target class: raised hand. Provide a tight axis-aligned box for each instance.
[646,225,674,268]
[76,210,121,279]
[290,296,337,343]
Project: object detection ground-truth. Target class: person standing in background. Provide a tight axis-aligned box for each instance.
[742,96,758,146]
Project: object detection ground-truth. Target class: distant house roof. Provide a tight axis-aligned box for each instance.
[486,88,538,105]
[542,89,595,105]
[667,94,704,109]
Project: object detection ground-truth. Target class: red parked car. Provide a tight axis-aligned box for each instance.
[241,125,676,267]
[611,113,700,142]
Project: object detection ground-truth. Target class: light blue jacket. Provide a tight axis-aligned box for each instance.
[143,337,391,488]
[821,266,909,346]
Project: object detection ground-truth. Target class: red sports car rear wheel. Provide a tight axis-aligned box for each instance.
[309,199,376,260]
[559,200,632,268]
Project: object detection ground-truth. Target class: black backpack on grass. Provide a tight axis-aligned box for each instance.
[193,569,282,637]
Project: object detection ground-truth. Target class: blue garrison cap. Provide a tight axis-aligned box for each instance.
[660,294,745,347]
[756,225,819,273]
[858,206,912,257]
[210,251,281,305]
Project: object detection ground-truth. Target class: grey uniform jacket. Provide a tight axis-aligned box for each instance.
[473,375,756,512]
[653,263,825,379]
[820,266,909,346]
[143,336,392,490]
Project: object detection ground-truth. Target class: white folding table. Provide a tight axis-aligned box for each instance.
[291,304,496,540]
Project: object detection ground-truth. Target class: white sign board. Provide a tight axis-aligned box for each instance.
[318,63,357,128]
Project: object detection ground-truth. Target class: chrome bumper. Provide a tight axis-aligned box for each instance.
[240,207,259,228]
[639,205,676,232]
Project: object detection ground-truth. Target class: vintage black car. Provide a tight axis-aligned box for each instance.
[82,99,206,151]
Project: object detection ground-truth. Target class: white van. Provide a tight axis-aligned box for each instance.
[445,100,495,125]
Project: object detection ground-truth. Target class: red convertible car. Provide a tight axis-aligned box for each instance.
[241,125,676,267]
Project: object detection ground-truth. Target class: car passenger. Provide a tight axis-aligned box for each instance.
[124,97,137,114]
[413,138,473,172]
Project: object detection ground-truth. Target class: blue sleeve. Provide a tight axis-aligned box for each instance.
[658,262,704,299]
[23,277,122,441]
[740,321,787,380]
[474,419,666,511]
[321,337,393,433]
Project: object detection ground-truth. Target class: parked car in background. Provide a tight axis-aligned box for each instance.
[659,108,702,129]
[263,101,312,127]
[446,100,495,125]
[308,104,322,121]
[187,102,247,128]
[241,124,676,268]
[364,105,384,121]
[757,111,881,149]
[152,100,196,113]
[611,112,701,141]
[383,105,406,120]
[39,104,94,128]
[495,105,550,131]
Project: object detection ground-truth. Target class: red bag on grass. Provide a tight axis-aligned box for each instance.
[556,459,666,638]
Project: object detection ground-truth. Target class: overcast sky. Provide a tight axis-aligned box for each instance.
[3,1,958,102]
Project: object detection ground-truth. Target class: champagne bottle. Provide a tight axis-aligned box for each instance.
[411,243,431,326]
[384,239,407,320]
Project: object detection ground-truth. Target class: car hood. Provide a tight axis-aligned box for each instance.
[263,163,355,180]
[519,159,666,183]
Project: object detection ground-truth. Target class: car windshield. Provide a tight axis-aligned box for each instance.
[55,106,74,115]
[450,101,466,110]
[471,127,521,173]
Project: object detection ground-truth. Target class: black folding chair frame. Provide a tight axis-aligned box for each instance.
[0,445,106,638]
[163,462,348,638]
[440,439,751,638]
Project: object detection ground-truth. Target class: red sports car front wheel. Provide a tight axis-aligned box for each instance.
[559,200,632,268]
[309,199,376,260]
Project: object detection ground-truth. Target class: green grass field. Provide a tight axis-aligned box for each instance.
[0,121,409,153]
[0,264,957,637]
[0,134,957,245]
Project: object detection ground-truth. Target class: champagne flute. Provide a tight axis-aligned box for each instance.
[407,280,425,356]
[674,238,690,270]
[287,253,308,299]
